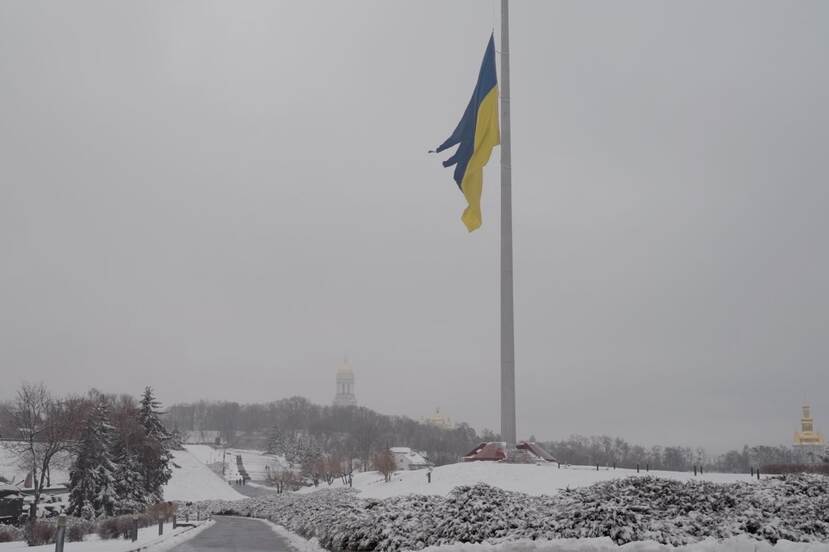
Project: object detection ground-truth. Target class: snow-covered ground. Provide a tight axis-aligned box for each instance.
[0,520,212,552]
[181,444,224,467]
[297,462,757,499]
[227,448,289,480]
[163,448,244,501]
[181,445,756,499]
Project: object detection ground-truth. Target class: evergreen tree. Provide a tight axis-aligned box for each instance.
[109,394,149,513]
[138,387,173,501]
[68,396,116,518]
[111,431,147,514]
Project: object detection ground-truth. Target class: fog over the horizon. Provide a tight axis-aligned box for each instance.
[1,1,827,453]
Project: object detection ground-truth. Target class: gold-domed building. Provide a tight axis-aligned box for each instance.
[333,360,357,407]
[793,405,826,463]
[423,407,453,430]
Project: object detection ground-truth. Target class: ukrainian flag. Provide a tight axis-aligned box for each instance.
[434,34,500,232]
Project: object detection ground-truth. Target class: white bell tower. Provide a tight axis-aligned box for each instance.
[333,359,357,407]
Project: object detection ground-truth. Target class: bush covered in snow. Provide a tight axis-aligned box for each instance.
[180,474,829,551]
[0,525,24,543]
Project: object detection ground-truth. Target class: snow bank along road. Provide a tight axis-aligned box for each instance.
[0,521,213,552]
[167,516,293,552]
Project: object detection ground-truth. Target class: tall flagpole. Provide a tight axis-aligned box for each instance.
[500,0,517,447]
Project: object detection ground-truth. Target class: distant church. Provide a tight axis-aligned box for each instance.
[333,359,357,407]
[793,405,826,463]
[422,407,453,430]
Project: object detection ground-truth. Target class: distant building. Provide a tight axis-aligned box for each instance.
[423,407,453,430]
[793,405,826,463]
[333,359,357,407]
[390,447,431,470]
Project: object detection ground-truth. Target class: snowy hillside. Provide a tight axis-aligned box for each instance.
[297,462,756,499]
[183,445,288,482]
[163,448,244,501]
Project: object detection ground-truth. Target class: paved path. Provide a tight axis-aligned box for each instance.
[169,516,292,552]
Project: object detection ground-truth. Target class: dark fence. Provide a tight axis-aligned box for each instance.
[761,464,829,475]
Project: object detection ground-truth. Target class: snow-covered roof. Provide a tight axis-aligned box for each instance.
[390,447,430,466]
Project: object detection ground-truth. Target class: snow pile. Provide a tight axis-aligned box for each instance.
[180,474,829,551]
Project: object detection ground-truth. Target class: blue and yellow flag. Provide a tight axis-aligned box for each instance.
[434,34,500,232]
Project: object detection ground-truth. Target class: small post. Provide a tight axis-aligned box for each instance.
[54,514,66,552]
[197,508,200,522]
[173,515,177,529]
[646,463,649,472]
[636,464,640,473]
[596,464,599,471]
[751,467,754,477]
[612,462,616,470]
[158,517,164,536]
[557,462,561,469]
[694,465,697,476]
[185,513,189,523]
[757,468,760,480]
[131,516,138,542]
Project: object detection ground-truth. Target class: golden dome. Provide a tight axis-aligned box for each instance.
[336,359,353,376]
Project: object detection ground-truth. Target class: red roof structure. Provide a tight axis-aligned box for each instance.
[517,441,557,462]
[463,441,507,462]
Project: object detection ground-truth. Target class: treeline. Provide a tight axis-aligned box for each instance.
[540,435,810,473]
[165,397,482,466]
[0,383,175,541]
[164,398,819,474]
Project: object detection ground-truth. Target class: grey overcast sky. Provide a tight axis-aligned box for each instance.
[1,1,827,452]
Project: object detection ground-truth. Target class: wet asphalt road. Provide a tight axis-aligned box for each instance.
[169,516,292,552]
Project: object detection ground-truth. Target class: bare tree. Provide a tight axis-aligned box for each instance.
[266,467,301,494]
[374,449,396,483]
[8,383,83,540]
